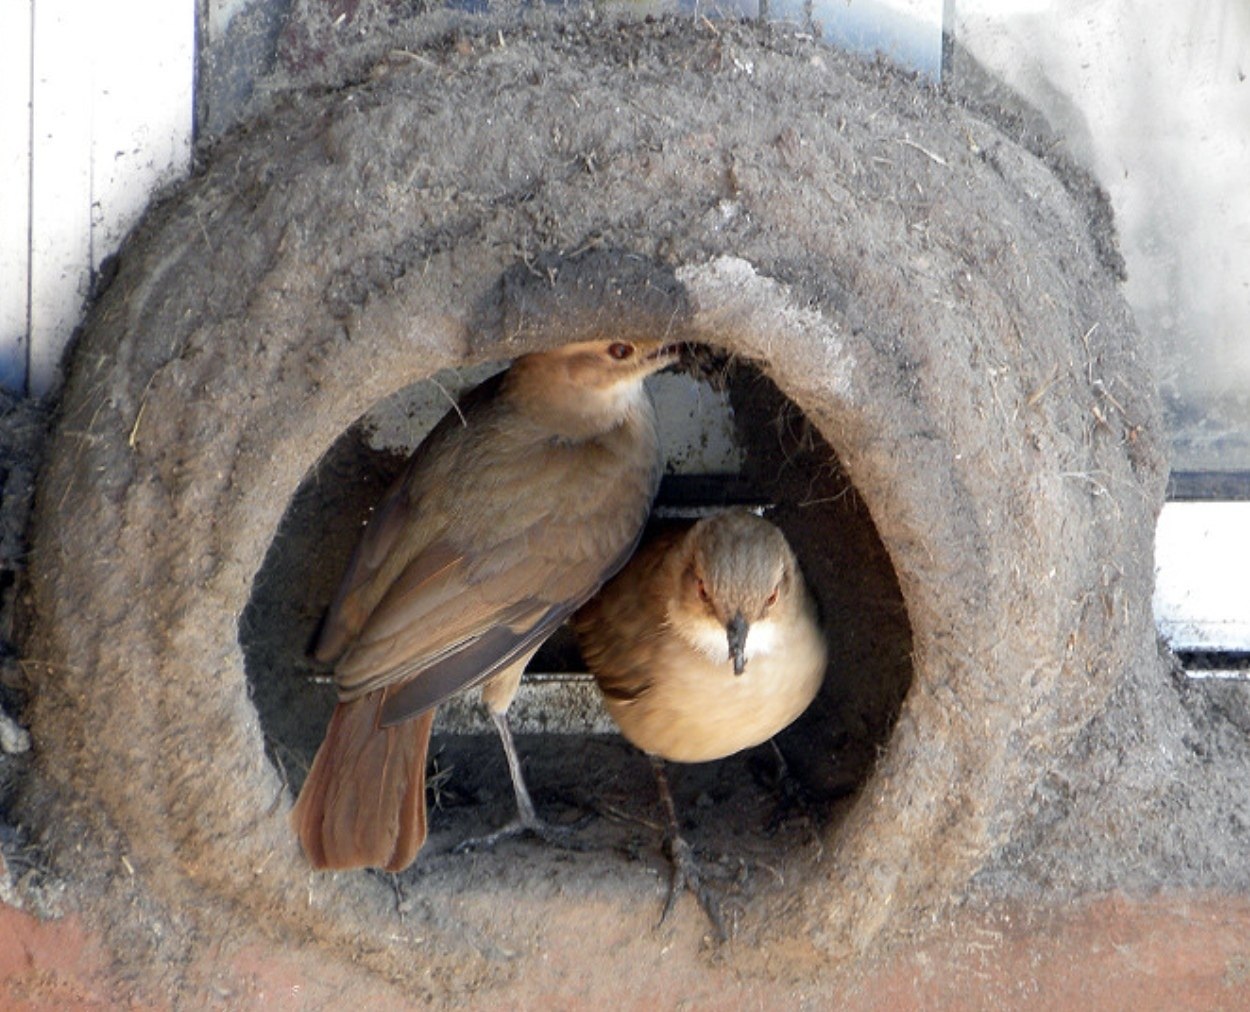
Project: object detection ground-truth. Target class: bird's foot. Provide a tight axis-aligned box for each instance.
[659,833,731,942]
[755,741,816,839]
[453,810,592,854]
[763,768,812,835]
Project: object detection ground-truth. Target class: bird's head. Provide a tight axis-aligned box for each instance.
[671,510,797,675]
[507,339,681,437]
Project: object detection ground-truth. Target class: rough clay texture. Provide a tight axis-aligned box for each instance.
[8,11,1197,1002]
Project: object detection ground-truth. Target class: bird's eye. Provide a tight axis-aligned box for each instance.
[765,585,780,609]
[697,579,711,604]
[607,342,635,361]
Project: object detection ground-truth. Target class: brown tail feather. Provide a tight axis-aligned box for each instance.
[291,691,434,873]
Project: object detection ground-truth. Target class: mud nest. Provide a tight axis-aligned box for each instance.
[20,14,1164,994]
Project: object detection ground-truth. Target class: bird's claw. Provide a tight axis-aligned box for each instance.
[764,770,811,835]
[453,812,592,854]
[658,834,730,942]
[758,741,819,840]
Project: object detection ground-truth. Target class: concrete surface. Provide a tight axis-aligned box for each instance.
[4,892,1249,1009]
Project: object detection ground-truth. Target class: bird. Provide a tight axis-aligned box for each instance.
[573,509,827,937]
[291,337,680,873]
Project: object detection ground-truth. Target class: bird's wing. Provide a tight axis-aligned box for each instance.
[573,523,687,703]
[312,371,658,724]
[312,376,511,665]
[311,470,449,665]
[333,515,645,725]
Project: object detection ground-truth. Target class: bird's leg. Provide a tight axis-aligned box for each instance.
[762,738,813,835]
[650,755,729,942]
[496,706,540,824]
[453,708,587,853]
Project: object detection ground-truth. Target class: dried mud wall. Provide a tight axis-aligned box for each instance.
[23,16,1164,986]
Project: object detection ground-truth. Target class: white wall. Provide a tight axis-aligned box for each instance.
[956,0,1250,471]
[0,0,34,392]
[1,0,195,397]
[1155,502,1250,652]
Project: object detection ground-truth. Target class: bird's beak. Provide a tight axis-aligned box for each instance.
[643,342,683,371]
[726,612,749,676]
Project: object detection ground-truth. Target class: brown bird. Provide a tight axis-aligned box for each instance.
[573,510,827,936]
[292,338,679,872]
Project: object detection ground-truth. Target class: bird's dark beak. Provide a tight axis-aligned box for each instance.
[726,612,748,675]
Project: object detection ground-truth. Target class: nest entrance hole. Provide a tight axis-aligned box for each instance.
[241,347,913,901]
